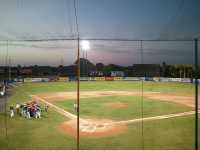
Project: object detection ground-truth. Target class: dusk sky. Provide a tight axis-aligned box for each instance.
[0,0,200,66]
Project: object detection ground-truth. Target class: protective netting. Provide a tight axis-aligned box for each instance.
[0,0,199,150]
[0,0,199,41]
[0,40,199,150]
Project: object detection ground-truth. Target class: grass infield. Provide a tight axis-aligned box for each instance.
[54,95,192,120]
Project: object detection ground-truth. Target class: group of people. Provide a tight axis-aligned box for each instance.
[10,101,49,119]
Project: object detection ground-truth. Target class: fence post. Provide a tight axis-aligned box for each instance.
[194,38,198,150]
[77,37,80,150]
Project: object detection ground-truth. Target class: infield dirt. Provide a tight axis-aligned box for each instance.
[37,91,196,107]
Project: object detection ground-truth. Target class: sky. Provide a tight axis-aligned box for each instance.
[0,0,200,66]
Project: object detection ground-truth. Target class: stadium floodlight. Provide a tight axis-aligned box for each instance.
[80,40,90,51]
[0,91,4,96]
[80,40,90,77]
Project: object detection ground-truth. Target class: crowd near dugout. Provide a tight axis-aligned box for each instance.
[9,101,49,119]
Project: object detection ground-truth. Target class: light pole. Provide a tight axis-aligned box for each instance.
[80,40,90,77]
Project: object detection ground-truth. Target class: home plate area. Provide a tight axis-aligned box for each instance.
[59,119,127,138]
[80,122,106,133]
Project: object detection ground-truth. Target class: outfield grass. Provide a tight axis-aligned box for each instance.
[13,81,196,96]
[0,81,199,150]
[54,96,192,120]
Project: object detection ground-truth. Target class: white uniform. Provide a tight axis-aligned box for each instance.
[10,110,14,118]
[36,111,41,118]
[26,111,31,119]
[74,103,78,111]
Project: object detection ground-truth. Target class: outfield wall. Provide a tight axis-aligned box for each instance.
[16,76,194,83]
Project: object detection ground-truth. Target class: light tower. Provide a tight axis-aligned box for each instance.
[80,40,90,77]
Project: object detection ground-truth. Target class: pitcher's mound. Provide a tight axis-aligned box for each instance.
[59,119,127,138]
[104,102,128,109]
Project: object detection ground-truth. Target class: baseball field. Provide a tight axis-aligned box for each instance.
[0,81,199,150]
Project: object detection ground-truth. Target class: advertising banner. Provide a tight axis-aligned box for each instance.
[95,77,105,81]
[169,78,182,82]
[159,77,170,82]
[24,78,32,83]
[105,77,114,81]
[41,78,50,82]
[153,77,160,82]
[80,77,89,81]
[145,77,153,81]
[58,77,69,82]
[114,77,123,81]
[124,77,140,81]
[181,78,191,83]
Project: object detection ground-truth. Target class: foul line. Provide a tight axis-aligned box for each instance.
[113,111,199,125]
